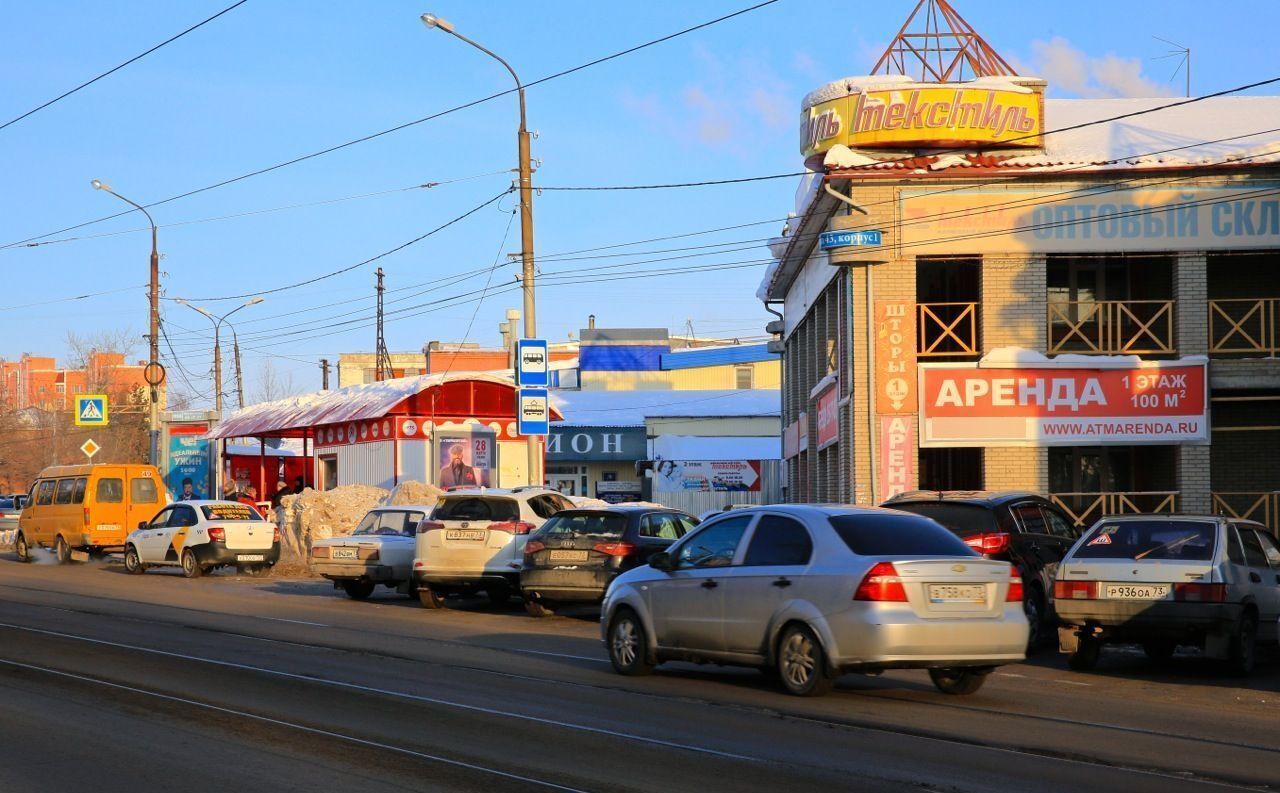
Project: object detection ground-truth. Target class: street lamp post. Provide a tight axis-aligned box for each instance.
[91,179,161,465]
[174,297,264,414]
[422,12,542,487]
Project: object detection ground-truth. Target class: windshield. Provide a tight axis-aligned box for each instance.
[885,503,997,537]
[1074,520,1216,561]
[353,510,425,537]
[540,512,628,539]
[830,513,977,556]
[432,497,519,522]
[201,503,265,522]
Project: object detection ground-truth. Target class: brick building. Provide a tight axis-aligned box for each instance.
[761,11,1280,530]
[0,351,152,411]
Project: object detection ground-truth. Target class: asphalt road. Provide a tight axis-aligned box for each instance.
[1,556,1278,792]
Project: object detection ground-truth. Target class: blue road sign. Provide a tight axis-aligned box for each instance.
[74,394,109,427]
[517,388,550,436]
[516,339,549,387]
[819,229,883,250]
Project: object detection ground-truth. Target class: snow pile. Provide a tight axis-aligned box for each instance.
[823,144,881,170]
[568,496,612,508]
[381,480,444,508]
[276,484,387,562]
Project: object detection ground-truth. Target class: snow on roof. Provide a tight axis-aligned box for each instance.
[651,434,781,461]
[551,389,780,428]
[208,371,519,439]
[976,347,1209,369]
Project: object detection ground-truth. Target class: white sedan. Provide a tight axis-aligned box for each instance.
[310,506,430,600]
[124,500,279,578]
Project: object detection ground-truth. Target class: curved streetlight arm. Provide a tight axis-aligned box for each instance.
[96,186,157,234]
[430,23,526,132]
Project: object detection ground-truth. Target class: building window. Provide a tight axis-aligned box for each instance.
[735,366,754,390]
[320,456,339,491]
[362,368,377,384]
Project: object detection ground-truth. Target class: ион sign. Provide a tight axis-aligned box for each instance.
[802,84,1043,158]
[918,362,1209,447]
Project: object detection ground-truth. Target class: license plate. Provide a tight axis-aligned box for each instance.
[237,554,265,562]
[928,584,987,603]
[330,547,358,560]
[96,524,121,532]
[548,550,589,562]
[446,529,486,541]
[1103,583,1170,600]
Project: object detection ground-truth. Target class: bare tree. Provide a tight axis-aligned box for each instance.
[252,359,299,405]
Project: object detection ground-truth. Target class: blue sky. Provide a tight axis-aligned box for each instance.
[1,0,1273,405]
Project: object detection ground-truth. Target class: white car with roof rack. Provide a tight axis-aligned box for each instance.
[311,505,431,600]
[413,487,574,608]
[123,500,280,578]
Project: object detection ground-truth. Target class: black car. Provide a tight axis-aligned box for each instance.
[881,490,1081,649]
[520,506,699,617]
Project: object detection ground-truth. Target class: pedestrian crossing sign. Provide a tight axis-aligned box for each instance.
[74,394,109,427]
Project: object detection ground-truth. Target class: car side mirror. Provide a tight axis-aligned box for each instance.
[649,551,673,572]
[138,521,148,530]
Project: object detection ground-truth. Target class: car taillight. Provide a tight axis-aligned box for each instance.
[417,520,444,535]
[855,562,908,602]
[359,548,380,561]
[1054,579,1097,600]
[964,533,1011,555]
[490,520,537,535]
[207,526,225,542]
[593,542,636,557]
[311,546,330,558]
[83,508,90,526]
[1006,565,1024,602]
[272,527,281,542]
[1174,583,1226,602]
[524,540,546,555]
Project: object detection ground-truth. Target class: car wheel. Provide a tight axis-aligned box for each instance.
[418,586,445,609]
[608,609,654,676]
[1067,636,1101,671]
[14,533,31,563]
[1227,613,1258,677]
[54,536,71,564]
[124,545,146,575]
[929,667,990,695]
[1142,640,1177,663]
[1021,586,1046,652]
[180,549,203,579]
[776,624,835,697]
[525,599,555,618]
[342,580,375,600]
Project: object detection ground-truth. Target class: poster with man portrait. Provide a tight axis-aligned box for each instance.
[437,432,493,489]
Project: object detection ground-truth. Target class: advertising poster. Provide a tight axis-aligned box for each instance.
[167,426,211,500]
[919,362,1208,447]
[879,416,917,502]
[653,460,762,493]
[437,434,493,488]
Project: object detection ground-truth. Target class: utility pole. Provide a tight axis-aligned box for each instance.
[320,359,331,390]
[421,13,542,488]
[232,329,245,410]
[212,336,224,414]
[375,267,392,382]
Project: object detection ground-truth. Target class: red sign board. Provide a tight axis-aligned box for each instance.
[879,416,916,502]
[919,362,1208,447]
[876,301,916,414]
[815,385,839,450]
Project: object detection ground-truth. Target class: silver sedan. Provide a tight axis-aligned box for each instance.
[601,504,1028,696]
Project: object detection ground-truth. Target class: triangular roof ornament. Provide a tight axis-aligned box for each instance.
[872,0,1017,82]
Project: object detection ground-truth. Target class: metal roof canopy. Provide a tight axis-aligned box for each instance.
[872,0,1017,83]
[207,372,562,440]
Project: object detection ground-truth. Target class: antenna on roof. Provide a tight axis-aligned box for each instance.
[1153,36,1191,98]
[872,0,1017,82]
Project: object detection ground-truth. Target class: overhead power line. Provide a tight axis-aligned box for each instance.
[0,0,782,251]
[0,0,250,133]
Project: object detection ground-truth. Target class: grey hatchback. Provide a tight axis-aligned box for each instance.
[1055,515,1280,674]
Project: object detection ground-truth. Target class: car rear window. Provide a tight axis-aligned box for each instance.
[96,478,123,503]
[883,502,997,536]
[0,498,14,510]
[202,503,265,522]
[1074,520,1216,561]
[540,512,628,539]
[130,476,159,504]
[829,513,977,556]
[432,497,519,522]
[353,510,424,536]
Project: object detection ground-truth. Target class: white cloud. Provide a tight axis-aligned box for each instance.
[1026,36,1174,98]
